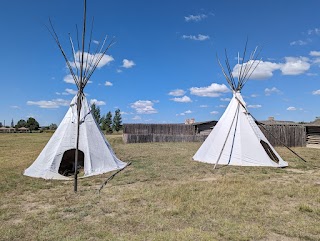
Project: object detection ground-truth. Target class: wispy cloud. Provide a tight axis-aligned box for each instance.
[308,28,320,35]
[170,95,192,103]
[290,40,308,46]
[168,89,186,96]
[182,34,209,41]
[220,98,231,102]
[184,14,207,22]
[265,87,281,96]
[105,81,113,86]
[132,115,141,120]
[131,100,157,114]
[210,111,219,115]
[176,110,193,116]
[10,105,20,109]
[247,104,262,108]
[200,105,208,108]
[287,106,297,111]
[27,99,70,109]
[122,59,135,68]
[190,83,229,97]
[90,99,106,106]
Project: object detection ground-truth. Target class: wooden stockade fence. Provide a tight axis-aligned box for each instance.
[123,124,195,135]
[123,123,317,148]
[259,124,306,147]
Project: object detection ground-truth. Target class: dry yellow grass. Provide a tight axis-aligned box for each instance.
[0,133,319,241]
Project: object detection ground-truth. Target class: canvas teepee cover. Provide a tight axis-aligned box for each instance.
[193,91,288,167]
[193,45,288,168]
[24,95,126,180]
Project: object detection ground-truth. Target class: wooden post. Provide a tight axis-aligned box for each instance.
[74,94,82,192]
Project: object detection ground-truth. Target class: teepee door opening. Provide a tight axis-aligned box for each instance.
[58,149,84,177]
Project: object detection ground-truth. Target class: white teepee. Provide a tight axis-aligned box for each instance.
[193,45,288,168]
[24,95,126,180]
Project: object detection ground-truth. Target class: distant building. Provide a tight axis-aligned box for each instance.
[0,127,15,133]
[185,118,195,124]
[17,127,30,133]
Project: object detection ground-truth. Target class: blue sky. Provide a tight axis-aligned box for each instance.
[0,0,319,126]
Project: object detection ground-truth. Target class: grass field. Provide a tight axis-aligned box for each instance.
[0,133,319,241]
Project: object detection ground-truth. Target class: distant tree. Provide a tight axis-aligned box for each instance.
[112,109,122,132]
[11,119,14,128]
[16,119,27,128]
[91,103,101,124]
[49,123,58,130]
[26,117,40,131]
[0,122,2,127]
[104,111,113,134]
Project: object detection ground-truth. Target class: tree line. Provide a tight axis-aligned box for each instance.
[0,104,122,134]
[91,103,122,134]
[0,117,40,131]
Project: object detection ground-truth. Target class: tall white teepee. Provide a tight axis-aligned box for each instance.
[193,45,288,168]
[24,95,126,180]
[24,0,127,190]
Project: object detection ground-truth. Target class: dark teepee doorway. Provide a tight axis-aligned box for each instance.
[58,149,84,176]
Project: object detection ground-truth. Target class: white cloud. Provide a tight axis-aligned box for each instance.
[210,111,219,115]
[232,57,310,79]
[64,88,77,95]
[64,74,76,84]
[120,111,132,115]
[312,89,320,95]
[116,69,123,73]
[247,104,262,108]
[218,105,226,108]
[265,87,281,96]
[232,60,281,80]
[170,95,192,103]
[131,100,157,114]
[290,40,308,46]
[27,99,70,109]
[93,40,99,44]
[122,59,135,68]
[184,14,207,22]
[105,81,113,86]
[280,57,310,75]
[90,99,106,106]
[168,89,186,96]
[132,115,141,120]
[69,51,114,70]
[190,83,229,97]
[182,34,209,41]
[200,105,208,108]
[220,98,231,102]
[177,110,193,116]
[287,106,297,111]
[309,51,320,57]
[10,106,20,109]
[251,94,258,97]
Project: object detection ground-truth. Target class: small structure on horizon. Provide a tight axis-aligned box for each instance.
[185,118,195,124]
